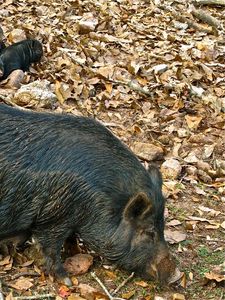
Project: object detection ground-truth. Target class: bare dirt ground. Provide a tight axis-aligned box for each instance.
[0,0,224,299]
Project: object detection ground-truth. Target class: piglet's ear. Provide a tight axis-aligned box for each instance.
[123,192,153,222]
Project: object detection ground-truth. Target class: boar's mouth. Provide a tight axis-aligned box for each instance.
[147,250,181,284]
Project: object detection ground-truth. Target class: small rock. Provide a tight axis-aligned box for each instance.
[177,128,189,138]
[161,158,182,179]
[78,14,98,34]
[152,64,168,74]
[186,166,198,176]
[14,80,57,108]
[132,142,164,161]
[184,152,199,163]
[190,84,204,97]
[196,161,211,172]
[197,170,213,183]
[64,254,93,276]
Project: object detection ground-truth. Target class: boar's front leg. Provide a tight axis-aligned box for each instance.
[34,227,73,286]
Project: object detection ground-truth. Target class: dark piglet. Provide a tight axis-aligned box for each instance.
[0,104,179,286]
[0,39,43,80]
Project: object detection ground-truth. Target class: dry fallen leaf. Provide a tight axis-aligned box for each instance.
[122,290,135,299]
[205,271,225,282]
[164,229,187,244]
[10,278,33,291]
[135,280,148,287]
[220,221,225,229]
[68,294,86,300]
[185,115,202,130]
[78,283,98,299]
[172,293,185,300]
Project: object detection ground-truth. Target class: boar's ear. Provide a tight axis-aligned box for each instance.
[123,192,152,222]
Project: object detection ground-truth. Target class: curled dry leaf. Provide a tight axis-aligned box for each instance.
[172,293,185,300]
[58,285,71,298]
[205,271,225,283]
[135,280,148,287]
[185,115,202,130]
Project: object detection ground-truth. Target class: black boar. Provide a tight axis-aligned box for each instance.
[0,104,179,286]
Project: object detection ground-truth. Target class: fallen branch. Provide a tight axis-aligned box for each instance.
[191,8,221,28]
[111,272,134,296]
[193,0,225,6]
[108,79,153,97]
[159,5,214,34]
[11,272,40,281]
[13,294,55,300]
[171,11,214,34]
[91,272,125,300]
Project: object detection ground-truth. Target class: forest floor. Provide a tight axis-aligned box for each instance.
[0,0,225,299]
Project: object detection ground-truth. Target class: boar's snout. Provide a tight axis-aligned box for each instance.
[148,244,180,284]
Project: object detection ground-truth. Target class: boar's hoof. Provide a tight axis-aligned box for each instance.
[168,267,183,284]
[61,276,73,286]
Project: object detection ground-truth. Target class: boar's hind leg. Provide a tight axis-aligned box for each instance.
[34,228,72,286]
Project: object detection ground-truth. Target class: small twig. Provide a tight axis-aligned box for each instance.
[11,271,40,280]
[13,294,55,300]
[191,8,221,28]
[111,272,134,296]
[57,47,77,53]
[91,272,125,300]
